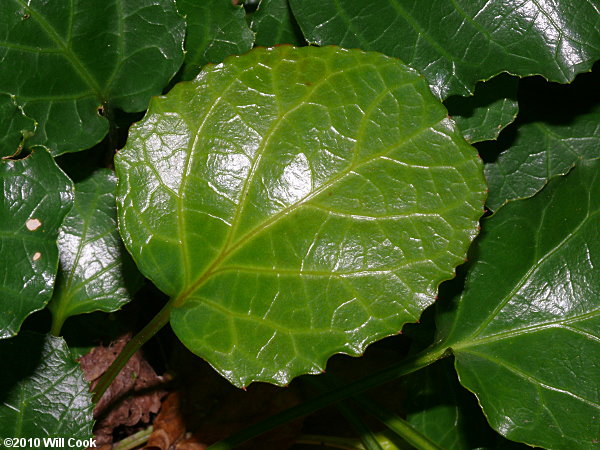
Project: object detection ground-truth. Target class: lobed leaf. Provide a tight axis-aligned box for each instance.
[0,332,94,442]
[440,159,600,448]
[0,149,73,339]
[48,170,143,335]
[0,0,185,154]
[116,46,486,387]
[289,0,600,99]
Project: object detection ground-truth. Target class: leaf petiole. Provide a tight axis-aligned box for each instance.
[90,297,175,404]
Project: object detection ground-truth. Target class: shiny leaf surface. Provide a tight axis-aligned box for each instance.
[440,159,600,448]
[0,0,185,154]
[0,332,94,441]
[176,0,254,81]
[485,103,600,211]
[445,74,518,144]
[0,94,36,158]
[0,149,73,339]
[116,46,486,387]
[289,0,600,99]
[48,170,143,335]
[251,0,305,47]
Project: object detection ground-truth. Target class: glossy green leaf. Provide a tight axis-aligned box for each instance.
[445,74,518,144]
[0,0,185,154]
[0,332,94,441]
[485,103,600,211]
[440,159,600,448]
[116,46,486,387]
[405,358,527,449]
[0,94,36,158]
[176,0,254,81]
[251,0,305,47]
[289,0,600,99]
[0,149,73,339]
[48,170,143,335]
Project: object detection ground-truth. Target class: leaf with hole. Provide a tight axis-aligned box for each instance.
[0,0,185,154]
[289,0,600,99]
[48,170,143,335]
[0,332,94,441]
[0,149,73,339]
[439,158,600,448]
[116,46,486,387]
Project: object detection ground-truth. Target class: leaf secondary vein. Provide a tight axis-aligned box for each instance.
[173,56,427,306]
[457,347,600,408]
[173,122,435,308]
[464,207,598,340]
[14,0,104,100]
[452,308,600,349]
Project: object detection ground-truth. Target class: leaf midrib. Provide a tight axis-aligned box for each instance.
[14,0,103,99]
[173,118,437,307]
[175,55,416,303]
[450,195,598,348]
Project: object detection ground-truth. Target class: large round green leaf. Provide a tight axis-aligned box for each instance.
[176,0,254,81]
[0,0,185,154]
[116,46,486,387]
[0,149,73,339]
[289,0,600,99]
[48,170,143,335]
[0,332,94,442]
[440,159,600,448]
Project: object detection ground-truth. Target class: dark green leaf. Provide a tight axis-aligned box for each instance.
[251,0,305,47]
[289,0,600,99]
[48,170,143,335]
[405,358,527,449]
[445,74,518,144]
[485,103,600,211]
[0,94,36,158]
[0,149,73,339]
[176,0,254,81]
[0,0,185,154]
[116,46,486,387]
[0,332,94,441]
[440,159,600,448]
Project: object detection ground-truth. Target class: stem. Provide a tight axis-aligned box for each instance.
[295,434,365,450]
[207,346,450,450]
[333,401,384,450]
[91,298,174,404]
[113,426,154,450]
[305,377,383,450]
[50,313,65,337]
[352,396,443,450]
